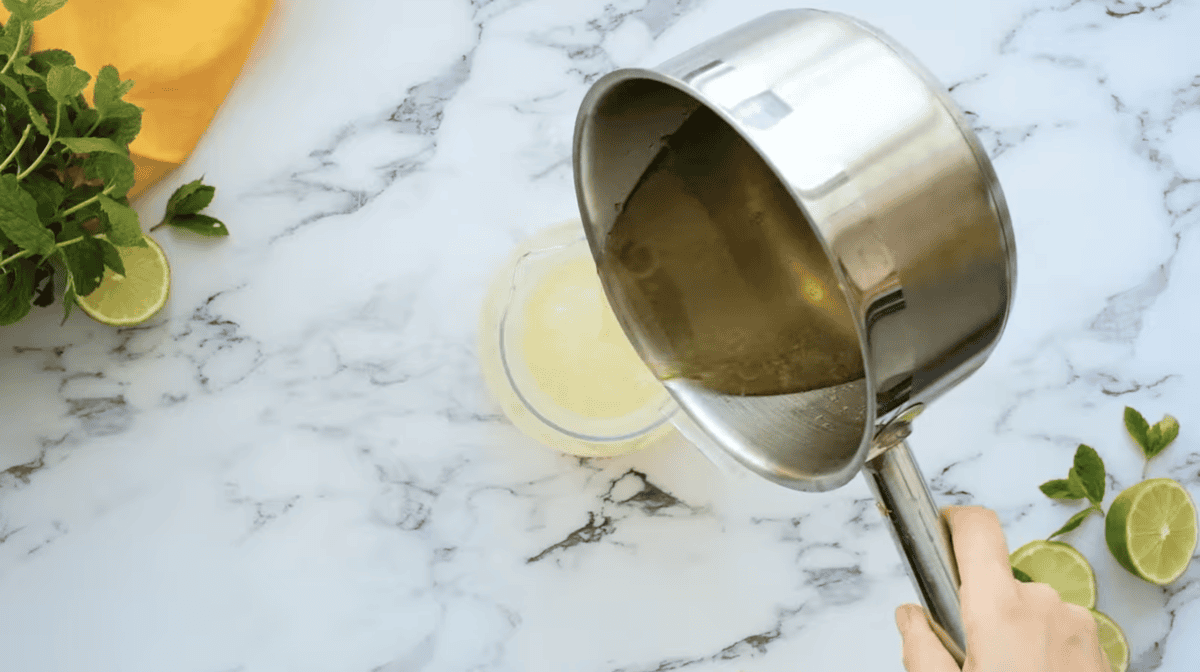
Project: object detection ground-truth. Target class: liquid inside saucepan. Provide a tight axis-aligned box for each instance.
[600,106,865,397]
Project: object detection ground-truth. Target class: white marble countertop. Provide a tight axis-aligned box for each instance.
[2,0,1199,670]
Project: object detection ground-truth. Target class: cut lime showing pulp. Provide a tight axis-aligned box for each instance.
[1090,609,1129,672]
[1009,539,1097,608]
[1105,478,1197,585]
[76,235,170,326]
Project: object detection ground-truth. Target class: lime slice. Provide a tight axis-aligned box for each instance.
[1009,539,1098,608]
[76,235,170,326]
[1105,478,1198,585]
[1089,609,1129,672]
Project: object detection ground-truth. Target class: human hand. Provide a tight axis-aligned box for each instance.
[894,506,1110,671]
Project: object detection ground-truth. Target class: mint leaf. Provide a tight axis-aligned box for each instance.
[107,113,142,146]
[72,65,139,139]
[46,64,90,106]
[57,137,126,155]
[92,65,139,121]
[1127,407,1181,461]
[60,277,74,324]
[0,16,31,55]
[22,172,64,223]
[19,49,73,84]
[1012,567,1034,583]
[166,213,228,237]
[11,54,37,80]
[0,0,30,19]
[97,195,144,247]
[72,107,98,136]
[0,106,17,154]
[0,173,54,256]
[1125,407,1150,453]
[1040,479,1081,500]
[165,178,215,218]
[96,238,124,277]
[59,192,101,227]
[58,236,104,296]
[0,258,33,324]
[30,262,53,307]
[1067,467,1088,500]
[28,49,74,70]
[174,186,215,216]
[166,214,227,237]
[57,218,85,241]
[0,72,51,136]
[3,0,68,22]
[83,153,136,199]
[1073,444,1105,505]
[1048,507,1095,540]
[1146,415,1180,460]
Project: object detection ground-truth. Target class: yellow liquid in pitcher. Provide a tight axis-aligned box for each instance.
[477,224,676,458]
[521,257,665,419]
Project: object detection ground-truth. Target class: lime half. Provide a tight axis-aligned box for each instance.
[76,235,170,326]
[1090,609,1129,672]
[1105,478,1198,585]
[1009,539,1098,608]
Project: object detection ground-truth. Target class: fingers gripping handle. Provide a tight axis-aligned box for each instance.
[863,439,967,667]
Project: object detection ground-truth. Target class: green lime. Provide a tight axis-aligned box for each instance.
[1105,478,1197,585]
[1090,609,1129,672]
[1009,539,1097,608]
[76,235,170,326]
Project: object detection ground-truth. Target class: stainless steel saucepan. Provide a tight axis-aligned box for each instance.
[573,9,1016,665]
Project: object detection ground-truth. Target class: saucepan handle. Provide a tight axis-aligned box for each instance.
[862,439,968,667]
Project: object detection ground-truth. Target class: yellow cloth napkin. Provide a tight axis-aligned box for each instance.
[0,0,275,199]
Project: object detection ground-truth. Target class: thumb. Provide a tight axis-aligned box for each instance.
[895,604,960,672]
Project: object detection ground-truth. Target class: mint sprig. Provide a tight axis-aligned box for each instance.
[150,176,227,236]
[0,1,229,326]
[1125,406,1179,479]
[1041,444,1107,540]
